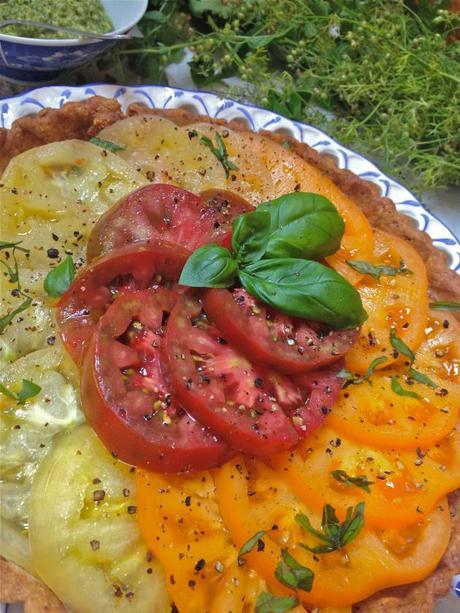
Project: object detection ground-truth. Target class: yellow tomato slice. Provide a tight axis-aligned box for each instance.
[136,469,267,613]
[214,458,451,608]
[345,230,429,373]
[268,425,460,528]
[191,123,374,285]
[327,370,458,449]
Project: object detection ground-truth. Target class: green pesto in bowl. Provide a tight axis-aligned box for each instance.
[0,0,114,39]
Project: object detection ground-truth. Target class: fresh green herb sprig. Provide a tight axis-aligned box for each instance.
[346,259,412,281]
[429,300,460,311]
[255,591,299,613]
[127,0,460,192]
[338,356,388,386]
[200,133,239,177]
[179,192,367,329]
[0,379,42,404]
[296,502,365,554]
[331,470,374,493]
[89,137,126,153]
[0,240,32,333]
[44,255,76,298]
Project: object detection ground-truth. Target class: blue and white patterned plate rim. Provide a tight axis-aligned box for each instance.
[1,82,459,274]
[0,83,459,613]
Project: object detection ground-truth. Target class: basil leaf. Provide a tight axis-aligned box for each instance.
[239,258,367,329]
[200,133,238,178]
[89,137,126,153]
[429,300,460,312]
[340,502,365,547]
[256,192,345,260]
[44,256,76,298]
[255,592,299,613]
[331,470,374,493]
[408,368,437,388]
[179,245,238,288]
[391,376,421,399]
[346,259,411,280]
[17,379,42,404]
[232,210,271,264]
[0,382,17,400]
[238,530,266,556]
[275,549,314,592]
[0,295,32,333]
[295,512,330,544]
[297,503,365,553]
[390,328,415,364]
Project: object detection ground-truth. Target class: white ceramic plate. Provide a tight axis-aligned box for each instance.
[0,85,459,612]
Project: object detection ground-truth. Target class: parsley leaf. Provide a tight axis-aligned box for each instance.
[238,530,267,556]
[346,259,411,280]
[331,470,373,493]
[296,502,365,554]
[89,137,126,153]
[255,592,299,613]
[0,379,42,404]
[44,256,76,298]
[429,301,460,312]
[389,328,415,364]
[275,549,314,592]
[391,376,421,400]
[200,133,239,178]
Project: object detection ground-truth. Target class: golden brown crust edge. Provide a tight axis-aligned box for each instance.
[0,97,459,612]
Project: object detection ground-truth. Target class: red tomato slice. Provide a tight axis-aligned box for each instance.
[203,288,359,374]
[87,184,253,261]
[80,290,232,472]
[163,290,304,455]
[57,242,188,364]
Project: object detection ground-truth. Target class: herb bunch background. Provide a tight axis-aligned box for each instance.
[127,0,460,193]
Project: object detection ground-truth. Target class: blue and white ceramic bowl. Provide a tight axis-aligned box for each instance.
[0,0,148,83]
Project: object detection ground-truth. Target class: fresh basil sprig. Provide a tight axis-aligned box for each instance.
[238,530,267,557]
[389,328,415,363]
[296,502,365,554]
[44,255,76,298]
[407,368,437,389]
[233,193,345,263]
[239,259,367,329]
[200,133,239,178]
[0,379,42,404]
[331,470,374,493]
[275,549,314,592]
[179,192,367,329]
[390,376,421,400]
[255,592,298,613]
[338,356,388,387]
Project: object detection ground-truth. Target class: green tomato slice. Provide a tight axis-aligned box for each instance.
[0,347,84,572]
[29,424,170,612]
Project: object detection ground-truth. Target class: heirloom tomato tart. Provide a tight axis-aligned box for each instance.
[0,96,459,613]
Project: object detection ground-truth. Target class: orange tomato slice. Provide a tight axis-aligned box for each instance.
[136,469,267,613]
[214,458,451,608]
[327,370,459,449]
[268,425,460,528]
[193,123,374,285]
[345,230,429,373]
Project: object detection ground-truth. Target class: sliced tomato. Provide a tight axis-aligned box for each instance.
[203,288,358,374]
[327,369,459,449]
[345,230,429,373]
[269,425,460,528]
[57,242,188,364]
[80,290,232,472]
[214,457,451,608]
[87,184,253,261]
[136,469,267,613]
[163,291,305,455]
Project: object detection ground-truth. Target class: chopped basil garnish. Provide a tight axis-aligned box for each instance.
[389,328,415,364]
[331,470,374,493]
[275,549,314,592]
[200,133,239,178]
[338,355,388,386]
[346,259,411,280]
[408,368,437,389]
[0,379,42,404]
[238,530,267,556]
[44,255,76,298]
[0,240,32,332]
[0,295,32,334]
[296,502,365,554]
[89,137,126,153]
[390,375,421,399]
[429,300,460,311]
[255,592,299,613]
